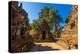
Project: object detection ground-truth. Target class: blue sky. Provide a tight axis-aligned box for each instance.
[19,2,72,26]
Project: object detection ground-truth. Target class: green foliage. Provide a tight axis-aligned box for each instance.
[65,16,69,23]
[65,11,72,24]
[39,7,63,29]
[30,19,39,31]
[31,6,63,33]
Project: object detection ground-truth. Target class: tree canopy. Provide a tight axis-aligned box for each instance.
[30,7,63,34]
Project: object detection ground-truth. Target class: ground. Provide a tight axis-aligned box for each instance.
[29,42,68,52]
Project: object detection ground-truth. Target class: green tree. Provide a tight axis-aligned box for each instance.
[30,7,63,39]
[30,19,39,31]
[39,7,63,31]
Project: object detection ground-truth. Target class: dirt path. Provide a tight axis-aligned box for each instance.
[29,42,67,51]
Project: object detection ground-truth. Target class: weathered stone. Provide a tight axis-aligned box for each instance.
[57,5,78,49]
[9,1,33,53]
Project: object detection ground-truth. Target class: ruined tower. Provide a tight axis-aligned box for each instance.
[57,5,78,49]
[9,1,33,52]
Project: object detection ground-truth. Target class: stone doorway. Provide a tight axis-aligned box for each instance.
[42,31,46,40]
